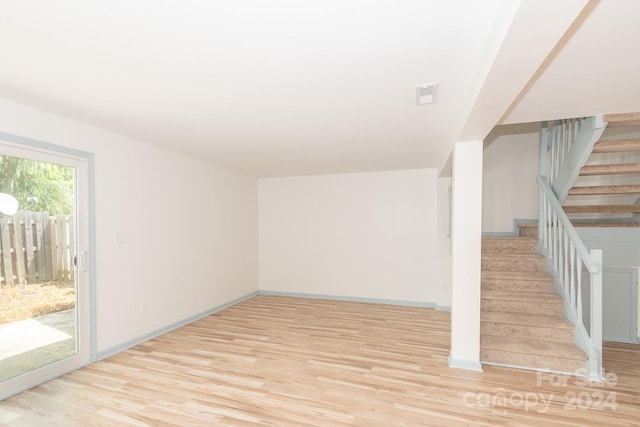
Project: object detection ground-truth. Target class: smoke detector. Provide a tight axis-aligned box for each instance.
[416,83,438,106]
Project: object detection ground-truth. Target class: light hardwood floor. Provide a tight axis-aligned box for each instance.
[0,295,638,426]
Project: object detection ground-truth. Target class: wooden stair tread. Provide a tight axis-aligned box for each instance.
[568,184,640,195]
[482,253,545,261]
[517,223,537,229]
[481,255,546,272]
[572,222,640,228]
[563,204,640,213]
[481,237,537,241]
[516,220,640,227]
[481,237,537,254]
[482,291,561,304]
[580,162,640,176]
[481,311,574,329]
[592,138,640,153]
[604,112,640,127]
[481,270,553,282]
[481,336,587,360]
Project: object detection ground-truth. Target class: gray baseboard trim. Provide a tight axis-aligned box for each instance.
[435,305,451,312]
[96,290,438,361]
[258,290,436,308]
[96,291,259,361]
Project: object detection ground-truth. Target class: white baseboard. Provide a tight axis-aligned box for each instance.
[448,354,483,372]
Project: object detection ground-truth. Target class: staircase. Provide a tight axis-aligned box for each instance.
[480,231,588,373]
[478,112,640,377]
[563,112,640,226]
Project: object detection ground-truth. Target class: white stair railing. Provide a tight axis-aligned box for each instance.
[537,176,602,380]
[541,116,606,202]
[538,116,606,380]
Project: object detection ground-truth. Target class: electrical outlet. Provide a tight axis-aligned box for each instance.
[140,303,148,317]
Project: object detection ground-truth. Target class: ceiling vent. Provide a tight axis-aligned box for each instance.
[416,83,438,106]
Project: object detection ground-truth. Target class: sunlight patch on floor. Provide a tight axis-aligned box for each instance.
[0,319,71,360]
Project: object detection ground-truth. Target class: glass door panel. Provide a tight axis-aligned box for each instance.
[0,140,90,399]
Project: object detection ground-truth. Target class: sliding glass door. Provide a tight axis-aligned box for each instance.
[0,139,92,399]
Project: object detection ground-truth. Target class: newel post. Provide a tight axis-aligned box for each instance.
[590,248,603,379]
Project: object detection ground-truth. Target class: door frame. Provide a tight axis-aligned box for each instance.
[0,131,96,400]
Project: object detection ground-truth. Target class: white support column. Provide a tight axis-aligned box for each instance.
[435,177,452,311]
[449,141,483,371]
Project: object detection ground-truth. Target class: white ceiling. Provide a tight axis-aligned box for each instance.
[1,1,639,177]
[502,0,640,125]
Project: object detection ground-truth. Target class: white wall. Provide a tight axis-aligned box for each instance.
[259,169,437,303]
[482,123,539,233]
[0,98,258,355]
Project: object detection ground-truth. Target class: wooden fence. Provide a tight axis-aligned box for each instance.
[0,212,75,286]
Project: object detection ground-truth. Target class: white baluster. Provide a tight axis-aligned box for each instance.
[563,228,569,297]
[560,226,565,294]
[570,243,576,309]
[553,212,559,271]
[577,260,583,322]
